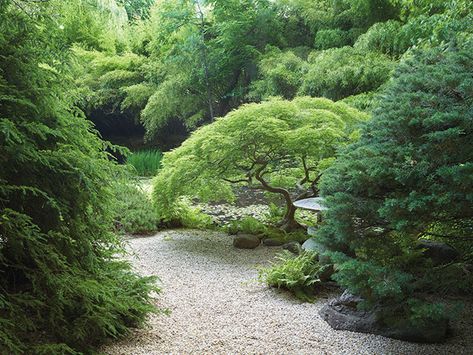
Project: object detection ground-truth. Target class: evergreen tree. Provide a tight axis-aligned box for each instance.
[0,2,157,353]
[318,43,473,323]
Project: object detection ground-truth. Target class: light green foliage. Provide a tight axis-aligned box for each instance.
[153,97,367,229]
[264,203,287,225]
[137,0,286,137]
[226,217,267,235]
[71,0,473,146]
[275,0,399,35]
[0,2,158,353]
[314,29,354,50]
[56,0,129,52]
[122,83,157,112]
[141,73,205,135]
[112,179,160,234]
[354,20,406,57]
[341,92,378,112]
[225,216,308,243]
[355,2,473,57]
[259,251,321,302]
[249,47,306,101]
[74,48,149,118]
[127,149,163,176]
[299,47,395,100]
[267,228,309,244]
[118,0,155,20]
[319,44,473,322]
[173,198,214,229]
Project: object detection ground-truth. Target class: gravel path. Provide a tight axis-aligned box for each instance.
[104,230,473,355]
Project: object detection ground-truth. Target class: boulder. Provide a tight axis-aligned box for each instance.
[302,237,320,251]
[263,238,285,247]
[233,233,261,249]
[302,237,330,264]
[417,239,460,266]
[282,241,302,255]
[320,291,449,343]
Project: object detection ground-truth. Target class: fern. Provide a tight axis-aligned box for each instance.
[259,251,321,302]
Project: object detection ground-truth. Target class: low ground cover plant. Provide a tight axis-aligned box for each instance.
[226,217,267,235]
[259,251,322,302]
[112,178,160,235]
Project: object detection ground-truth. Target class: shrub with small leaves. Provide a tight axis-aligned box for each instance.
[112,179,159,235]
[299,47,395,100]
[173,198,214,230]
[0,3,159,353]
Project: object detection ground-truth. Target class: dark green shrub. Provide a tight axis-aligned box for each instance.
[0,3,158,353]
[319,44,473,322]
[265,228,309,244]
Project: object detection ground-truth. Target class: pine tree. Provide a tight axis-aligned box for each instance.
[0,2,157,353]
[318,43,473,323]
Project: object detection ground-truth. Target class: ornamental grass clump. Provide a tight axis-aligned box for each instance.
[127,149,163,176]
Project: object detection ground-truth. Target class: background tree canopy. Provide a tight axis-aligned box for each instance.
[71,0,471,148]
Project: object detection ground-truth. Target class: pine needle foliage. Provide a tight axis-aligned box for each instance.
[318,43,473,323]
[0,2,158,353]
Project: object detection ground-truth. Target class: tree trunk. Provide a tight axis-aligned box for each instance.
[195,0,214,121]
[279,196,303,232]
[254,165,303,232]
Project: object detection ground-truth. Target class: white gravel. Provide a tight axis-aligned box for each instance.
[103,229,473,355]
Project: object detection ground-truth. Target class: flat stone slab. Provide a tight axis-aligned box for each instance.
[293,197,327,211]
